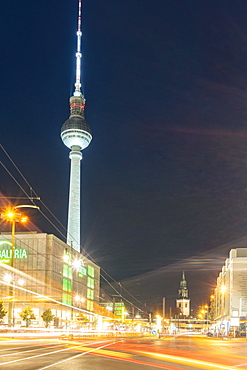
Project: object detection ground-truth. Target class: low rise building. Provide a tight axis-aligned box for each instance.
[214,248,247,335]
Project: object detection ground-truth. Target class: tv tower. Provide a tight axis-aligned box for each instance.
[61,0,92,252]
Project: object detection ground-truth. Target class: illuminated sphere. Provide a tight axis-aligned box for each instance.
[61,117,92,150]
[61,95,92,150]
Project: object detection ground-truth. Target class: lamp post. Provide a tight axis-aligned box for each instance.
[162,297,165,333]
[0,204,39,327]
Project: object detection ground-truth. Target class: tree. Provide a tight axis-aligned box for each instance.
[19,306,36,327]
[41,309,55,328]
[0,301,7,323]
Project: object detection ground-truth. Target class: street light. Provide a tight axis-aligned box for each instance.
[1,205,39,268]
[74,294,85,304]
[0,204,39,327]
[221,285,227,294]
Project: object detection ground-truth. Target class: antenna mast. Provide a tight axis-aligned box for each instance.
[74,0,82,96]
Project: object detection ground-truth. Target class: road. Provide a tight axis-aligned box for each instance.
[0,335,246,369]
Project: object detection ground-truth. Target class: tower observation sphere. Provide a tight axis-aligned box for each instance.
[61,0,92,252]
[61,95,92,151]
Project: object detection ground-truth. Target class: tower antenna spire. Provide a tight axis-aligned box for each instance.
[74,0,83,96]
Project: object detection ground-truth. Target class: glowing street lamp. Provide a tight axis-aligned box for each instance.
[221,285,227,294]
[71,257,82,271]
[1,205,39,268]
[74,294,85,305]
[3,273,12,284]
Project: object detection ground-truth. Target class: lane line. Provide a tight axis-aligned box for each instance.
[0,344,65,358]
[0,339,116,367]
[38,341,121,369]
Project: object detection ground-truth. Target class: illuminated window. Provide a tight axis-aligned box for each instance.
[87,288,94,300]
[62,293,72,306]
[63,265,72,279]
[64,251,72,264]
[79,266,87,277]
[87,277,94,289]
[63,279,72,292]
[88,265,94,278]
[87,300,93,311]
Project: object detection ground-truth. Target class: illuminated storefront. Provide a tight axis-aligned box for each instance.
[0,232,100,328]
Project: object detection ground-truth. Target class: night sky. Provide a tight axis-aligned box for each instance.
[1,0,247,310]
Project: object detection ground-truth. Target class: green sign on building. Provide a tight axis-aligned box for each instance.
[0,241,28,262]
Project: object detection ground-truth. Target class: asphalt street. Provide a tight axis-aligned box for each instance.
[0,335,246,369]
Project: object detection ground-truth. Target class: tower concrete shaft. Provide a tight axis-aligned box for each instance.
[67,146,82,252]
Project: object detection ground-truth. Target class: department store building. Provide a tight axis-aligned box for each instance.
[0,231,100,328]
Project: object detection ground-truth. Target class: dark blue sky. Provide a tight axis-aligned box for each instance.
[1,0,247,308]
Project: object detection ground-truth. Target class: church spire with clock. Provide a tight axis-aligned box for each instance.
[176,271,190,317]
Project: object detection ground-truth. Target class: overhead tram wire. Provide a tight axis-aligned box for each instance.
[0,153,149,312]
[79,242,152,310]
[100,274,150,313]
[0,145,67,242]
[0,160,67,242]
[0,145,150,313]
[80,246,152,311]
[1,144,87,249]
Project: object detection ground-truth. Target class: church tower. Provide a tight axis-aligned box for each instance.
[176,271,190,317]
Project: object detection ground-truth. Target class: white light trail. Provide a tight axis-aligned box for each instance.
[39,340,119,370]
[0,340,118,368]
[137,351,245,370]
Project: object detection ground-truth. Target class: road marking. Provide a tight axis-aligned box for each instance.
[0,339,116,367]
[0,344,65,358]
[72,345,132,358]
[38,341,120,369]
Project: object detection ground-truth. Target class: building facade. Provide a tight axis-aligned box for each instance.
[214,248,247,335]
[0,232,100,328]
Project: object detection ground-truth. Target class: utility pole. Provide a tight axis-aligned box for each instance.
[132,305,134,320]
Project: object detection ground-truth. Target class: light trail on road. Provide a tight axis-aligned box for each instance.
[0,339,118,367]
[136,350,247,370]
[38,341,122,369]
[0,343,65,358]
[0,336,246,369]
